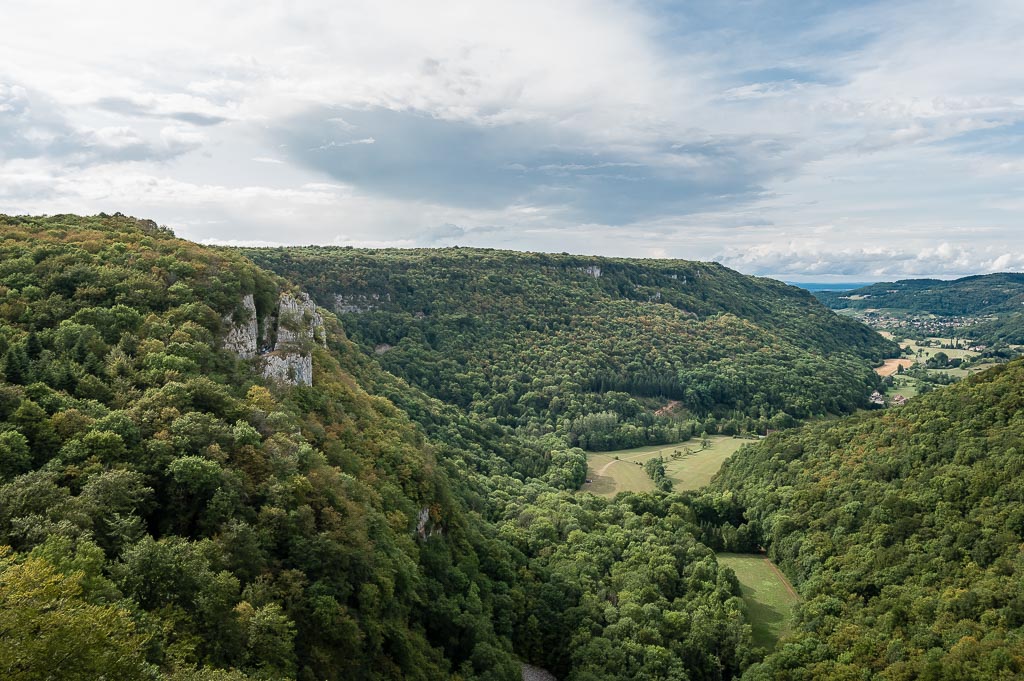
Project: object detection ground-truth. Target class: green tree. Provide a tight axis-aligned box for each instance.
[0,547,151,681]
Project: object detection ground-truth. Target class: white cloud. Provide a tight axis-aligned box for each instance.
[719,241,1024,278]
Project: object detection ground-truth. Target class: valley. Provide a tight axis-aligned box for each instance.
[716,554,800,651]
[1,214,1022,680]
[871,332,1012,407]
[4,3,1021,679]
[819,274,1024,346]
[581,435,752,496]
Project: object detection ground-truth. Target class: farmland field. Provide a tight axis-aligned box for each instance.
[580,435,751,497]
[875,358,915,376]
[717,553,800,651]
[900,337,980,361]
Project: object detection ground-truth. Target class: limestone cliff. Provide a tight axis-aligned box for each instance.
[222,294,259,359]
[223,291,326,386]
[334,291,390,314]
[261,352,313,387]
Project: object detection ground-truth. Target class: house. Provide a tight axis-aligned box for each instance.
[891,394,908,406]
[869,390,886,406]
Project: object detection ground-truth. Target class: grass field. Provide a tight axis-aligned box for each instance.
[580,435,751,497]
[888,378,919,400]
[901,338,980,361]
[932,361,1000,378]
[717,553,800,650]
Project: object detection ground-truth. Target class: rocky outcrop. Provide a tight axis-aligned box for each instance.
[222,294,259,359]
[223,291,326,387]
[578,265,602,278]
[521,663,558,681]
[416,506,443,539]
[259,292,324,386]
[273,293,326,349]
[261,352,313,387]
[334,292,390,314]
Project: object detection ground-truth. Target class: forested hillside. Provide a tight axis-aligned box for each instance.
[708,360,1024,678]
[817,273,1024,315]
[0,215,758,680]
[241,247,895,450]
[14,214,1019,680]
[817,273,1024,344]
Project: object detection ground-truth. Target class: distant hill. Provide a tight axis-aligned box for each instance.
[707,359,1024,678]
[815,273,1024,344]
[815,273,1024,315]
[240,247,897,450]
[784,281,876,292]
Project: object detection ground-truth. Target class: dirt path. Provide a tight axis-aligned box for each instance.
[596,459,621,476]
[762,557,799,600]
[655,400,681,417]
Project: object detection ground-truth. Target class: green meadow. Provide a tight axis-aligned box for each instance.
[717,553,801,651]
[581,435,751,497]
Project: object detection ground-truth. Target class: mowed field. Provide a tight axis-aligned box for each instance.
[580,435,751,497]
[875,358,915,376]
[901,337,980,361]
[717,553,800,651]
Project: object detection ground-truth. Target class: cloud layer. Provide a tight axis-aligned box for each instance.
[2,0,1023,278]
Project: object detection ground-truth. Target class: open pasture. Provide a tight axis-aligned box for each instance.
[717,553,800,651]
[580,435,751,497]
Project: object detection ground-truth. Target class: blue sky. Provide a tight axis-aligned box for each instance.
[2,0,1023,279]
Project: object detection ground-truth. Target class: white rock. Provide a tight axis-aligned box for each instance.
[261,351,313,387]
[223,294,258,359]
[276,292,325,349]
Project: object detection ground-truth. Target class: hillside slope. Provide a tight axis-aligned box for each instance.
[707,360,1024,678]
[241,247,896,450]
[0,215,758,680]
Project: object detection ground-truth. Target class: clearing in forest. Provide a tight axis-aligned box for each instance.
[717,553,800,651]
[580,435,750,497]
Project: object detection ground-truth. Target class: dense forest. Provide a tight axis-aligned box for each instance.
[0,214,759,680]
[7,213,1020,680]
[816,274,1024,344]
[240,247,895,451]
[707,359,1024,678]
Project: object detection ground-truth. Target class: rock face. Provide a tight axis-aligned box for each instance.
[223,291,326,387]
[521,663,558,681]
[334,292,389,314]
[222,294,259,359]
[274,293,325,348]
[261,352,313,386]
[416,506,443,539]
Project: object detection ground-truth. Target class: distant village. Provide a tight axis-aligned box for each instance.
[850,309,989,339]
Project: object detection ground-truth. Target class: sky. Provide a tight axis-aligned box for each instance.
[2,0,1023,280]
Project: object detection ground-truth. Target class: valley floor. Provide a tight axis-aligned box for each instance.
[580,436,753,497]
[716,553,800,651]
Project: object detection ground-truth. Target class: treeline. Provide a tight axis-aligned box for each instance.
[707,360,1024,678]
[0,215,759,680]
[240,246,894,450]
